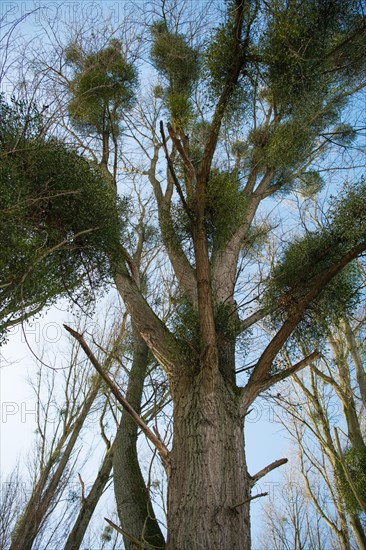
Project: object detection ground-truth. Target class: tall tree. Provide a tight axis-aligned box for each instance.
[3,1,366,548]
[109,2,366,547]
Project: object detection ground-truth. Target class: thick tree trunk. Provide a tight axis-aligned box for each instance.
[167,372,250,550]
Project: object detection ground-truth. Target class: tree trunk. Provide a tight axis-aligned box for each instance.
[64,446,113,550]
[113,327,165,549]
[167,372,250,550]
[349,513,366,550]
[343,318,366,408]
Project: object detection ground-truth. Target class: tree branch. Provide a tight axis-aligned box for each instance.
[212,169,274,306]
[148,145,197,305]
[259,351,321,393]
[334,427,366,514]
[160,121,192,218]
[114,265,185,377]
[231,492,268,509]
[167,122,196,189]
[250,458,288,486]
[63,324,170,469]
[238,307,270,333]
[199,0,249,184]
[104,518,146,547]
[310,364,340,390]
[243,240,366,407]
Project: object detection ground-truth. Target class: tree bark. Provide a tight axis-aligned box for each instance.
[167,371,250,550]
[349,513,366,550]
[343,318,366,408]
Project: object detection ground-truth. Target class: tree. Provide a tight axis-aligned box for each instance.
[0,466,24,549]
[0,95,127,339]
[109,2,366,547]
[256,192,366,549]
[260,310,366,549]
[259,465,333,550]
[3,1,366,548]
[9,314,127,550]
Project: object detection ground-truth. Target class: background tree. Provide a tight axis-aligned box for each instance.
[259,308,366,549]
[259,464,333,550]
[9,313,127,549]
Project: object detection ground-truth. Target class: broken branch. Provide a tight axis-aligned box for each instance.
[63,325,170,469]
[232,492,269,509]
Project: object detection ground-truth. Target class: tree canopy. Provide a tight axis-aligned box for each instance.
[0,95,127,339]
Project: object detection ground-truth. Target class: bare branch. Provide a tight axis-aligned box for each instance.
[250,458,288,486]
[63,325,170,469]
[232,492,269,509]
[239,307,270,333]
[263,351,321,391]
[167,122,197,187]
[160,121,192,218]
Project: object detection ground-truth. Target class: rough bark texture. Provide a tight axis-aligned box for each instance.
[113,328,165,549]
[167,372,250,550]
